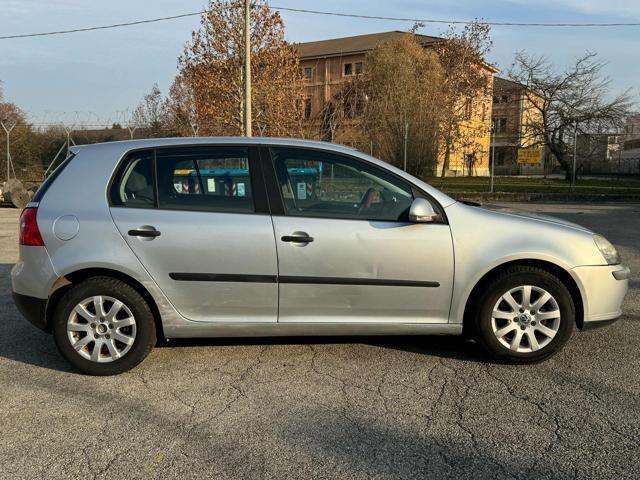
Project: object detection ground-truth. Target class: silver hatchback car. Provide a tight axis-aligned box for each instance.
[12,138,629,375]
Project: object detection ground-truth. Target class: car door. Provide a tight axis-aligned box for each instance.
[266,146,454,324]
[109,145,278,323]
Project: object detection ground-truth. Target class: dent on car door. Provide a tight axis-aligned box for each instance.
[266,147,454,324]
[109,146,278,323]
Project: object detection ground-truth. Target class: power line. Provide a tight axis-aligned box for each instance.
[1,5,639,40]
[271,6,640,27]
[0,11,205,39]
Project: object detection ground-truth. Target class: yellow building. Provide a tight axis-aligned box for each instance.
[296,31,496,177]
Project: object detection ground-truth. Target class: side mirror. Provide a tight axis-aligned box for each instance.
[409,198,438,223]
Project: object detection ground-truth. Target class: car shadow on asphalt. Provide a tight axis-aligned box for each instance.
[161,334,490,364]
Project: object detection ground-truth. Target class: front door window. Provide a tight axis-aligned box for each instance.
[271,147,414,222]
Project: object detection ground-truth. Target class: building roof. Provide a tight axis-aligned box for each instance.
[494,76,526,90]
[295,31,441,59]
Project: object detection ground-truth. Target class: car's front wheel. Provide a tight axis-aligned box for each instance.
[473,266,575,363]
[52,277,156,375]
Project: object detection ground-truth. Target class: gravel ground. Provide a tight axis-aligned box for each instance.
[0,203,638,479]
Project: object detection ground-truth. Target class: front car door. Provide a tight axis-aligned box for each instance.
[265,146,454,324]
[109,145,278,323]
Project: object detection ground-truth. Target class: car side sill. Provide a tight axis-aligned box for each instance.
[163,322,462,339]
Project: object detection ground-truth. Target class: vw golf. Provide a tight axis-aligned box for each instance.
[12,138,629,375]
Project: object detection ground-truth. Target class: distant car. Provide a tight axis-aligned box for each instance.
[12,138,629,375]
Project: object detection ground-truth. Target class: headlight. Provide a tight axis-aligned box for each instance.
[593,234,620,265]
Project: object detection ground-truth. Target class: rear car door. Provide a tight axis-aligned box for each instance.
[109,145,278,323]
[265,146,454,324]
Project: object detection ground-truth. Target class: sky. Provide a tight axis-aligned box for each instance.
[0,0,638,125]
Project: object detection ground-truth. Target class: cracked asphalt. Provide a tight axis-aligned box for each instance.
[0,202,639,479]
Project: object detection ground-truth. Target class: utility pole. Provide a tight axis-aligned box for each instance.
[490,126,496,193]
[403,121,408,171]
[243,0,252,137]
[1,122,16,182]
[572,121,578,191]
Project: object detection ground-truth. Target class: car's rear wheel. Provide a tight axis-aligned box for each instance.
[52,277,156,375]
[473,266,574,363]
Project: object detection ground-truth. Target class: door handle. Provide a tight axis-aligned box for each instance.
[281,231,314,244]
[128,226,161,238]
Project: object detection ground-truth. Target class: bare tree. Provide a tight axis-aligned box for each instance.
[435,21,493,177]
[131,83,167,137]
[509,51,633,180]
[0,93,41,180]
[175,0,304,137]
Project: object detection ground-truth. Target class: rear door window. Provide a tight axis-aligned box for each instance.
[155,147,254,213]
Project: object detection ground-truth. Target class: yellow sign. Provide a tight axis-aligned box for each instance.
[517,148,542,165]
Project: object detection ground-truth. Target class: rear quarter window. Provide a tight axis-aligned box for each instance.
[110,151,156,208]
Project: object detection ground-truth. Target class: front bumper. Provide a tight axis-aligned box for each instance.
[571,264,630,330]
[12,291,48,331]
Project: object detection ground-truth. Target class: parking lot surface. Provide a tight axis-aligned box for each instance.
[0,203,638,479]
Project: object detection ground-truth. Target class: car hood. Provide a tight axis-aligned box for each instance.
[473,203,593,234]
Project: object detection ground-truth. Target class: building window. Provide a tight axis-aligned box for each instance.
[344,62,363,76]
[303,67,313,80]
[492,117,507,133]
[303,98,312,120]
[463,100,473,120]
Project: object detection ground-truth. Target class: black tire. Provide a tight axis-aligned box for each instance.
[52,276,156,375]
[472,266,574,363]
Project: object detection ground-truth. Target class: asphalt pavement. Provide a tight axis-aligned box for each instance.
[0,202,638,479]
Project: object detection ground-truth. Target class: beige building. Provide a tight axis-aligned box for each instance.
[617,114,640,174]
[296,31,496,176]
[490,77,543,174]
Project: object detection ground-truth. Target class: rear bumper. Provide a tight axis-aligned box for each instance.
[571,264,629,330]
[12,291,48,331]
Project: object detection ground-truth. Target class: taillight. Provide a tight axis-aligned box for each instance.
[19,207,44,246]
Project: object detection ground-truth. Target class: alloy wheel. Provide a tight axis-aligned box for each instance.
[490,285,561,353]
[67,295,137,363]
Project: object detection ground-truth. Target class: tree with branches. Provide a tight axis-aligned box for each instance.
[435,21,493,177]
[509,51,633,180]
[174,0,304,137]
[358,33,444,177]
[0,84,41,180]
[131,83,168,137]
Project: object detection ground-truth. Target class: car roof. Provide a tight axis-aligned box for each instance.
[69,137,357,155]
